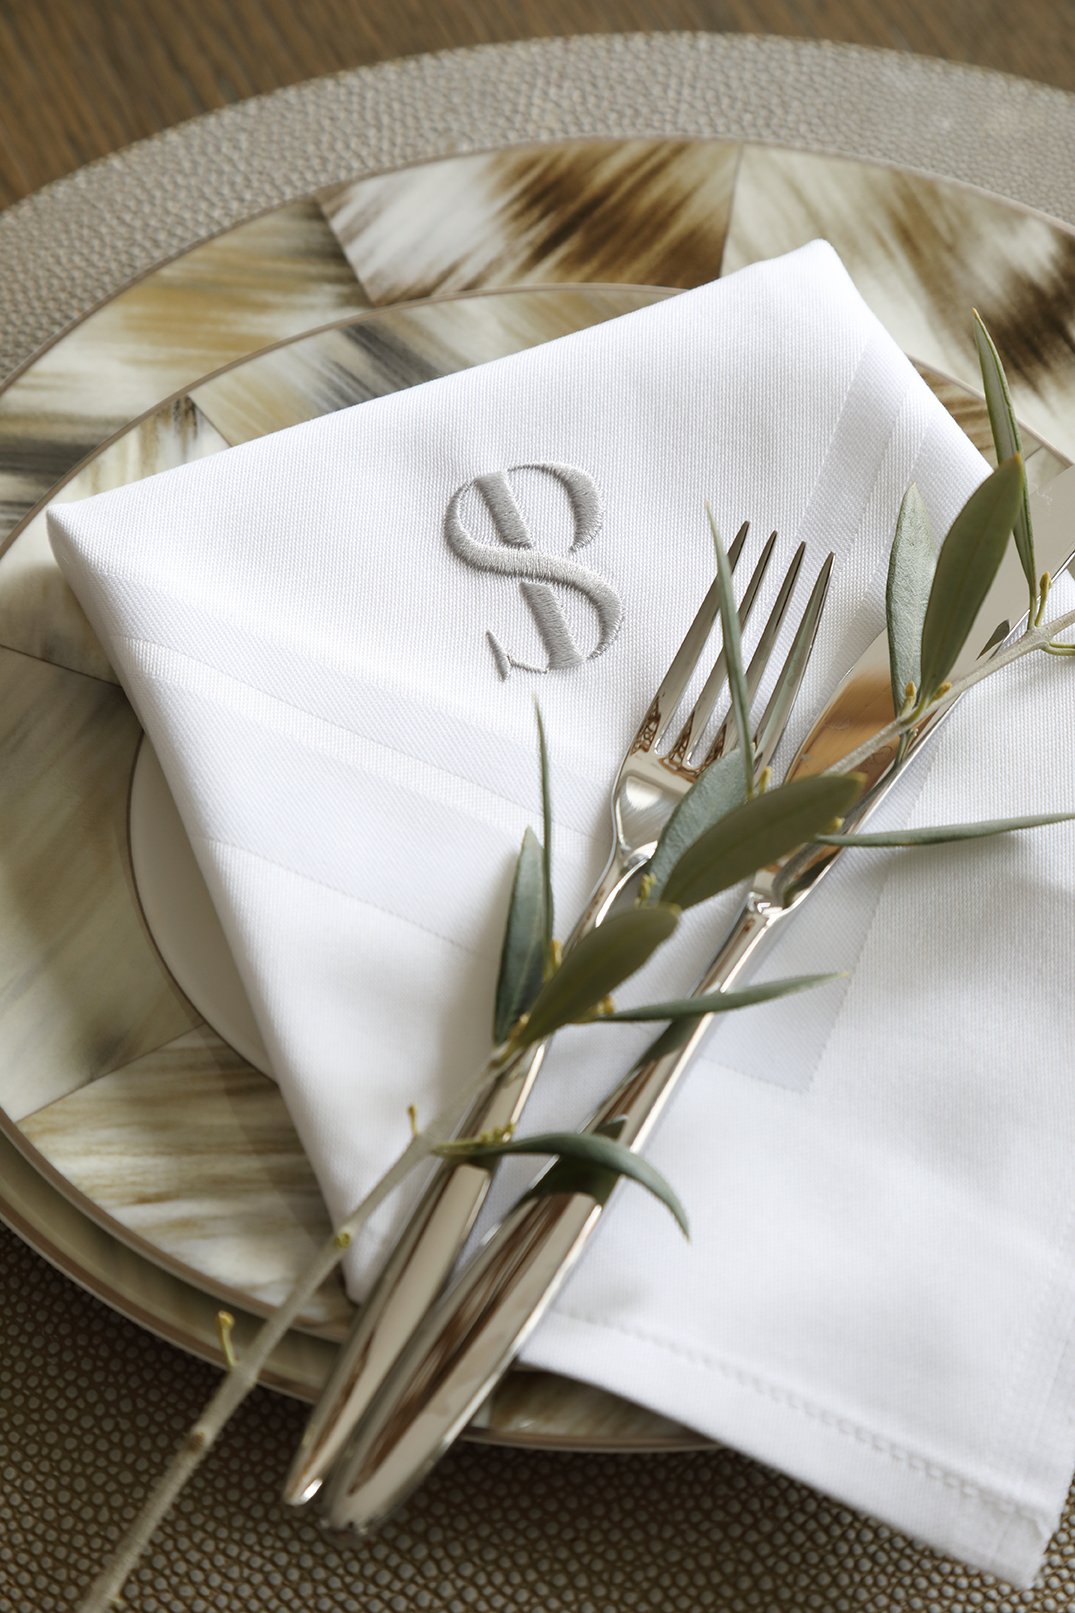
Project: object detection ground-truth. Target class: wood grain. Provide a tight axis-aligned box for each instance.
[1,0,1074,211]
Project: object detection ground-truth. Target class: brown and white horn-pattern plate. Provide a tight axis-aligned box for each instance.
[0,132,1072,1454]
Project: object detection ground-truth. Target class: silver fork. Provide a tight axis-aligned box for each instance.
[284,523,823,1505]
[318,542,834,1532]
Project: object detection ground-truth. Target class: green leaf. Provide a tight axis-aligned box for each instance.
[437,1128,689,1236]
[973,310,1036,604]
[707,506,754,798]
[886,484,935,714]
[645,752,748,902]
[534,700,555,977]
[817,810,1075,846]
[493,827,548,1045]
[918,454,1024,704]
[601,973,842,1020]
[519,905,679,1043]
[631,1016,703,1064]
[660,773,864,911]
[621,975,842,1065]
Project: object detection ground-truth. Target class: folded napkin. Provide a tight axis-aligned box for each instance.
[48,241,1075,1586]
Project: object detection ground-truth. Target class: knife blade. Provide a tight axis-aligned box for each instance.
[318,463,1075,1535]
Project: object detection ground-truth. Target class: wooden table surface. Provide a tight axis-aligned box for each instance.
[2,0,1074,212]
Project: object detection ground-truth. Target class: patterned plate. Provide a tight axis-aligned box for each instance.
[0,133,1072,1448]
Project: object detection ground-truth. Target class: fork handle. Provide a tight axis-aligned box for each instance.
[320,893,785,1535]
[282,844,647,1505]
[281,1036,546,1504]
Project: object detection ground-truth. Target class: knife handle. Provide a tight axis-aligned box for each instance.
[320,894,780,1536]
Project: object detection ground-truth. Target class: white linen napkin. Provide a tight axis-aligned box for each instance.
[47,240,1075,1586]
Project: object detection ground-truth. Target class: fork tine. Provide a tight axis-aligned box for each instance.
[640,519,750,751]
[666,531,778,763]
[743,542,806,705]
[750,552,834,773]
[702,542,806,766]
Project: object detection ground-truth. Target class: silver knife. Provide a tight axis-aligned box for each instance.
[319,463,1075,1535]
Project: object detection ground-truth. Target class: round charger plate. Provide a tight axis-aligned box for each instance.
[3,37,1075,1455]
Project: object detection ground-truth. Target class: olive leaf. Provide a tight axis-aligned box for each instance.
[645,752,748,902]
[518,904,679,1043]
[436,1125,688,1235]
[493,827,548,1045]
[603,971,844,1065]
[817,809,1075,847]
[707,506,754,798]
[974,310,1036,607]
[600,972,843,1021]
[660,773,864,911]
[918,454,1024,704]
[534,700,555,977]
[886,483,935,715]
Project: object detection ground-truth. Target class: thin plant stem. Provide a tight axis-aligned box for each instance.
[828,607,1075,777]
[76,1041,525,1613]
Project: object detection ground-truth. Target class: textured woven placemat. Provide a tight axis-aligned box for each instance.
[7,1217,1075,1613]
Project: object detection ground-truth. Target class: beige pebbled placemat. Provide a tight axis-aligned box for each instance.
[7,36,1075,1610]
[7,1217,1075,1613]
[6,34,1075,385]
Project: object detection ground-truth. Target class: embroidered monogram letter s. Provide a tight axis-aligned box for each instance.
[445,463,623,679]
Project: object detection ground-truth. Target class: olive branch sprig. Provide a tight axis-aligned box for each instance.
[78,570,862,1613]
[76,313,1075,1611]
[79,706,849,1612]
